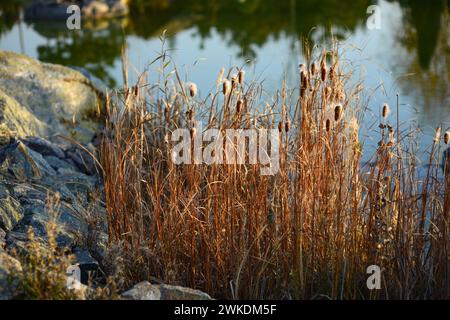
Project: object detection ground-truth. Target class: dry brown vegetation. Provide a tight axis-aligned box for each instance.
[99,42,449,299]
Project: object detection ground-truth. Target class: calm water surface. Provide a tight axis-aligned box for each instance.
[0,0,448,158]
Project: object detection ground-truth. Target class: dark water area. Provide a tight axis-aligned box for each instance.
[0,0,449,158]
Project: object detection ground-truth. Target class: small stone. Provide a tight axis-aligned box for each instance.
[121,281,213,300]
[158,283,213,300]
[121,281,161,300]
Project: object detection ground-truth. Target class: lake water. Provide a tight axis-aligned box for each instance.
[0,0,448,160]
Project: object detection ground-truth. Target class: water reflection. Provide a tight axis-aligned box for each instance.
[0,0,448,115]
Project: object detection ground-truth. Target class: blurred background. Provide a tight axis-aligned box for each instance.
[0,0,448,155]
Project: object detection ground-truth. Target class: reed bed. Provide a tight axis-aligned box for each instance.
[99,45,449,299]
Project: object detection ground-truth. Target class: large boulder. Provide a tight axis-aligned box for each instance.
[0,51,101,144]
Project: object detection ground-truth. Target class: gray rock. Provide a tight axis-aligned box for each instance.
[66,148,97,175]
[0,51,100,144]
[7,199,87,250]
[89,230,108,262]
[0,228,5,248]
[158,283,213,300]
[44,155,78,172]
[56,167,98,192]
[0,251,22,300]
[121,281,161,300]
[121,281,213,300]
[73,248,99,284]
[0,141,56,181]
[11,184,46,202]
[21,136,65,159]
[0,195,23,232]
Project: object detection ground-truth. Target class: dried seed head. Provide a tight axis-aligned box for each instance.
[334,104,343,122]
[434,127,441,142]
[444,131,450,144]
[320,59,327,82]
[223,79,231,95]
[382,104,390,118]
[310,61,317,76]
[164,105,171,120]
[300,87,307,99]
[164,133,170,144]
[285,119,291,132]
[300,68,307,85]
[325,119,331,132]
[231,76,238,89]
[325,86,332,98]
[236,99,243,114]
[278,121,283,133]
[349,117,359,138]
[190,127,197,139]
[301,72,309,89]
[187,109,194,121]
[134,85,139,97]
[171,150,178,163]
[329,65,336,81]
[186,82,198,97]
[216,67,225,87]
[238,70,245,86]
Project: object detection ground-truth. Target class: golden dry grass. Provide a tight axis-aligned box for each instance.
[99,44,449,299]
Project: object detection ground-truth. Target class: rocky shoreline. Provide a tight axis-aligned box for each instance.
[0,50,211,300]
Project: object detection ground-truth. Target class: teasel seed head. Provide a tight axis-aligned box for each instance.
[311,61,317,76]
[285,119,291,132]
[382,103,390,118]
[236,99,243,114]
[433,127,441,143]
[444,131,450,144]
[216,67,225,87]
[334,104,343,122]
[186,82,198,97]
[238,70,245,86]
[223,79,231,95]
